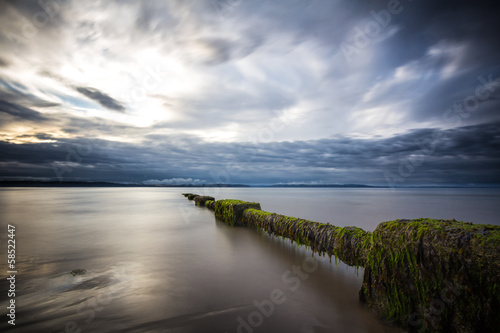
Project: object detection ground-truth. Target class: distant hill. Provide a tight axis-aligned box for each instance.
[0,181,250,187]
[266,184,378,188]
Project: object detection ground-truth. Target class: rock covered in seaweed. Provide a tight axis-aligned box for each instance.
[194,196,215,207]
[214,199,261,225]
[186,194,199,200]
[205,200,216,210]
[360,218,500,332]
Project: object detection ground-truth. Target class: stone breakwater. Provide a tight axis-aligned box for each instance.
[181,193,500,332]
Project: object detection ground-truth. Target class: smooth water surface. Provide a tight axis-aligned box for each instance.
[0,187,498,332]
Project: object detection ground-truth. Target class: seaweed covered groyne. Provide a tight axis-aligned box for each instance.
[182,194,500,332]
[241,208,369,267]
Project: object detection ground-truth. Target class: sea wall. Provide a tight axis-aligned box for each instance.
[183,194,500,332]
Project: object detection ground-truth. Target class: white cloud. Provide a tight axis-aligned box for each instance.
[143,178,207,185]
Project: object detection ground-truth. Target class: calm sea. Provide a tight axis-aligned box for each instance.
[0,187,498,333]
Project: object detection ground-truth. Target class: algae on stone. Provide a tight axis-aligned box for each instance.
[205,200,216,210]
[241,208,369,267]
[214,199,261,225]
[194,196,215,207]
[361,218,500,332]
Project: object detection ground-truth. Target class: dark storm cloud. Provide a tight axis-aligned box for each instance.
[75,87,125,112]
[0,78,60,127]
[1,122,499,185]
[258,0,500,128]
[384,0,500,122]
[0,99,50,122]
[342,0,500,67]
[207,0,500,134]
[346,0,500,122]
[35,71,126,113]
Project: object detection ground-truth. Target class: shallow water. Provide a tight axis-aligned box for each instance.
[0,187,498,332]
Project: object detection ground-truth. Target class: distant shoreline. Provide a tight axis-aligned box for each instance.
[0,181,499,188]
[0,181,250,188]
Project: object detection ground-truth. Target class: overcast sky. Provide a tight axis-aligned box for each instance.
[1,0,499,185]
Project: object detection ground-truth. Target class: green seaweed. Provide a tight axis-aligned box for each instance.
[214,199,261,225]
[361,218,500,331]
[205,200,215,210]
[241,208,369,267]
